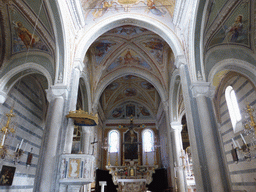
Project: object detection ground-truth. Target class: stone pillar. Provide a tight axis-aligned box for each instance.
[171,122,186,192]
[39,86,68,192]
[190,81,225,192]
[64,66,81,154]
[176,57,204,191]
[81,126,94,154]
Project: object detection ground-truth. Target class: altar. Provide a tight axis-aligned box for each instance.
[105,116,159,192]
[106,161,157,192]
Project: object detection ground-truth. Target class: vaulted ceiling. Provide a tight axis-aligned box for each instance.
[87,25,175,120]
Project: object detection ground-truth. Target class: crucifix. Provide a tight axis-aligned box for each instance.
[91,136,98,155]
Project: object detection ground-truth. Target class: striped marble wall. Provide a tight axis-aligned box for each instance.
[0,76,46,192]
[219,75,256,192]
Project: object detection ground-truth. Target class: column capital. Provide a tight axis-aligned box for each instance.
[0,90,7,104]
[174,55,187,68]
[190,81,215,98]
[46,85,68,102]
[170,121,183,132]
[73,59,84,72]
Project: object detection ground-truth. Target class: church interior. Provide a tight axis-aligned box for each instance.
[0,0,256,192]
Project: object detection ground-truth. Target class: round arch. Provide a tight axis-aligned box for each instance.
[92,67,167,110]
[74,14,184,66]
[0,63,53,94]
[169,69,181,122]
[208,58,256,87]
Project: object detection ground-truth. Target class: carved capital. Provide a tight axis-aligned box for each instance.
[170,122,183,132]
[46,85,68,103]
[190,81,215,98]
[174,55,187,68]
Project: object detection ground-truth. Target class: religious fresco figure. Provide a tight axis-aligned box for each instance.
[223,15,243,43]
[146,0,166,16]
[92,1,114,20]
[14,21,38,49]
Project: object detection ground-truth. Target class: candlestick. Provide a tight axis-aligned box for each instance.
[15,144,19,152]
[232,138,237,148]
[240,133,246,144]
[1,135,6,146]
[19,139,24,150]
[236,140,241,149]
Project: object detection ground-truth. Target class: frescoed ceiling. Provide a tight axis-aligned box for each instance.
[0,0,55,79]
[80,0,176,21]
[100,75,160,119]
[88,25,175,100]
[203,0,255,78]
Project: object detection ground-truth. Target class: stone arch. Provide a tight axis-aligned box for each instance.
[169,69,181,122]
[0,63,52,103]
[74,14,184,67]
[92,67,166,110]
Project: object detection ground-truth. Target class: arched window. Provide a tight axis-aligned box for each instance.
[225,86,242,132]
[143,129,154,152]
[109,130,119,153]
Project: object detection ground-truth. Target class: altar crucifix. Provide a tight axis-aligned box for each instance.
[120,116,144,162]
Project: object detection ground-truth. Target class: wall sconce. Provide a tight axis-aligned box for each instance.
[231,104,256,162]
[13,139,27,164]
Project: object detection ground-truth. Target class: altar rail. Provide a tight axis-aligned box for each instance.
[59,154,95,184]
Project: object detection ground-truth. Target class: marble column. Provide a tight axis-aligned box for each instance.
[176,57,204,191]
[81,126,94,154]
[190,81,225,192]
[64,66,81,154]
[171,122,186,192]
[39,86,68,192]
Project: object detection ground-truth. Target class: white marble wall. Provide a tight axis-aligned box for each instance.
[0,76,46,192]
[219,75,256,192]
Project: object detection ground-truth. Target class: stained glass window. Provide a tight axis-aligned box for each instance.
[225,86,241,132]
[143,129,154,152]
[109,130,119,153]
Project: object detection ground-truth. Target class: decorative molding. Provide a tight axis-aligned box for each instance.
[190,81,215,98]
[66,0,86,31]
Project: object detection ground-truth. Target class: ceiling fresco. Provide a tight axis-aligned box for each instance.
[9,7,52,55]
[100,75,160,119]
[81,0,175,24]
[207,1,250,49]
[89,25,174,96]
[204,0,251,50]
[0,0,56,82]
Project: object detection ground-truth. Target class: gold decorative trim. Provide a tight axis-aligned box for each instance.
[66,109,98,126]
